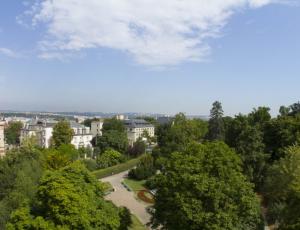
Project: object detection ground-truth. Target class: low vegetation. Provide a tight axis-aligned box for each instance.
[92,155,145,179]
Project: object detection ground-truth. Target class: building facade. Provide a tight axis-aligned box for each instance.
[123,119,155,145]
[91,119,104,137]
[0,121,5,157]
[21,119,93,149]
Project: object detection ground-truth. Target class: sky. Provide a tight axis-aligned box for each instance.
[0,0,299,116]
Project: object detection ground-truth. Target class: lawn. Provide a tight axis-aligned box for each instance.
[123,178,146,191]
[129,215,147,230]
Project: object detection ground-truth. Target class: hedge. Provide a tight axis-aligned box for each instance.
[92,155,145,179]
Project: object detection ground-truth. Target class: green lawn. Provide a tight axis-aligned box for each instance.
[129,215,147,230]
[123,178,146,191]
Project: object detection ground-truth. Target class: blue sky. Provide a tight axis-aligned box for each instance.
[0,0,299,116]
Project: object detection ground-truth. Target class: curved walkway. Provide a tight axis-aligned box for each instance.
[101,171,151,227]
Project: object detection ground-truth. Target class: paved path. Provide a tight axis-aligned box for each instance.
[101,171,151,227]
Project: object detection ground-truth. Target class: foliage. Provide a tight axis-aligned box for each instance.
[94,130,128,154]
[128,139,146,157]
[4,121,23,145]
[78,146,93,158]
[0,147,44,229]
[264,146,300,229]
[207,101,225,141]
[51,120,74,148]
[81,159,98,171]
[236,125,269,190]
[102,118,126,133]
[264,115,300,160]
[97,149,125,169]
[129,154,155,180]
[156,113,207,155]
[151,142,263,230]
[7,162,123,230]
[92,155,145,179]
[119,207,132,230]
[44,144,78,170]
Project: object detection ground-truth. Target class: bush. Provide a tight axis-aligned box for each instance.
[128,154,155,180]
[96,149,125,169]
[92,155,145,179]
[81,159,98,171]
[128,140,146,157]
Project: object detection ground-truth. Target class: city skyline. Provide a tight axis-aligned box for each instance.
[1,1,299,116]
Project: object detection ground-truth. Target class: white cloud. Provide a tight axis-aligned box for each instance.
[0,48,19,58]
[25,0,285,66]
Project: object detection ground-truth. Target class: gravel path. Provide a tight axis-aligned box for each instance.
[101,171,151,227]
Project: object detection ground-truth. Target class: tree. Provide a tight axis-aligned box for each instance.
[5,121,23,145]
[127,139,146,157]
[97,149,124,169]
[207,101,225,141]
[44,144,78,170]
[129,154,155,180]
[51,120,74,148]
[151,142,263,230]
[248,107,271,127]
[102,118,125,133]
[94,130,128,154]
[236,125,268,190]
[7,162,124,229]
[156,113,207,156]
[0,147,44,229]
[264,146,300,229]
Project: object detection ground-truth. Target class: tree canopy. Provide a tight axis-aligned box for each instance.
[51,120,74,148]
[207,101,225,141]
[151,142,263,230]
[7,162,123,230]
[5,121,23,145]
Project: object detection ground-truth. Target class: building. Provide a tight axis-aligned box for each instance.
[123,119,155,145]
[70,121,93,149]
[91,119,104,137]
[21,119,93,149]
[0,120,5,157]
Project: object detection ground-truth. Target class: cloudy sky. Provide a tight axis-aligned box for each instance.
[0,0,299,116]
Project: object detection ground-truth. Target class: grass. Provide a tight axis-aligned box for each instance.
[123,178,146,191]
[92,155,145,179]
[129,215,147,230]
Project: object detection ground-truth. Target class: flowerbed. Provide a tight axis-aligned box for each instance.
[137,190,155,204]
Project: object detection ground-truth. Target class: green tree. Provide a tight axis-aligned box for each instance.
[51,120,74,148]
[128,154,155,180]
[0,147,44,229]
[94,130,128,154]
[5,121,23,145]
[7,162,123,229]
[97,149,124,169]
[102,118,125,133]
[151,142,263,230]
[236,125,268,190]
[128,139,146,157]
[207,101,225,141]
[264,146,300,229]
[156,113,207,156]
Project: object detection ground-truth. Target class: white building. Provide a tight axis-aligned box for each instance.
[70,121,93,149]
[0,120,5,157]
[91,119,104,137]
[123,119,155,145]
[21,119,93,149]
